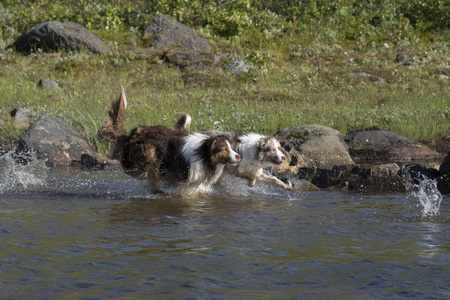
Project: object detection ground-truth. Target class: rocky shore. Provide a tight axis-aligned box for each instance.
[2,113,449,194]
[3,16,449,194]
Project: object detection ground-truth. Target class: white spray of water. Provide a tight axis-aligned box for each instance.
[0,150,48,192]
[414,178,442,217]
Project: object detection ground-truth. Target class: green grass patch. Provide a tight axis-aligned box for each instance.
[1,1,450,153]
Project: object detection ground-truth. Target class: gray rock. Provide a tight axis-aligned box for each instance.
[10,108,36,128]
[144,15,213,52]
[226,59,254,74]
[345,130,444,162]
[38,78,61,91]
[274,124,355,171]
[290,178,320,191]
[14,21,109,54]
[19,115,115,166]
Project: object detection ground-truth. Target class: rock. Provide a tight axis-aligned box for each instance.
[19,115,116,166]
[275,124,355,171]
[38,78,62,91]
[282,163,412,193]
[399,163,440,185]
[226,59,254,74]
[143,14,213,52]
[289,178,320,191]
[11,140,34,165]
[14,21,109,54]
[439,152,450,176]
[345,130,444,162]
[345,163,412,193]
[436,174,450,194]
[71,153,107,170]
[10,108,36,128]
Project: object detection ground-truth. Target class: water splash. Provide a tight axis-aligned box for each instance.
[414,178,442,217]
[0,150,48,193]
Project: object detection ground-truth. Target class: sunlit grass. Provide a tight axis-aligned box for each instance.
[1,28,450,154]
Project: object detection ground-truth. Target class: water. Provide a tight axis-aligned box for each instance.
[0,155,449,299]
[415,178,443,218]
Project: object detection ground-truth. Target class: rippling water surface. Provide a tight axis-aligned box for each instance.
[0,162,449,299]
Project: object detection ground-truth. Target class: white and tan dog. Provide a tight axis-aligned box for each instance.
[231,133,292,189]
[200,131,292,190]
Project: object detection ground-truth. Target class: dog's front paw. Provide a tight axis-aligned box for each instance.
[285,181,293,190]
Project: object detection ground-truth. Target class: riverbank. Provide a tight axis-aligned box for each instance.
[1,1,449,154]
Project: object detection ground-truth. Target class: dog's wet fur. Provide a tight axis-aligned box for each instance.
[98,85,240,195]
[199,131,292,190]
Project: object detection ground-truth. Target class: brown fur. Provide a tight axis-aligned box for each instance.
[98,85,238,195]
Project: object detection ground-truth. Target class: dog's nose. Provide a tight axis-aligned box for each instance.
[281,155,286,161]
[235,154,241,161]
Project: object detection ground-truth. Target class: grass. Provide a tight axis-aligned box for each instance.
[1,22,450,155]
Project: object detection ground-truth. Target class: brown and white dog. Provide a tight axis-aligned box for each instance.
[200,131,292,190]
[98,85,240,196]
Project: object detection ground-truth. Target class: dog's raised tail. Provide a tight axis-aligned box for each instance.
[98,84,128,143]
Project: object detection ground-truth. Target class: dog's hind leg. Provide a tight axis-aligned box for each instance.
[145,146,166,194]
[148,169,166,194]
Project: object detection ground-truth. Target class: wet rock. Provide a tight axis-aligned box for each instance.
[19,115,116,166]
[72,153,107,171]
[275,124,355,172]
[11,140,34,165]
[399,163,440,185]
[226,59,255,74]
[439,152,450,176]
[14,21,109,54]
[436,174,450,194]
[283,163,412,193]
[345,130,444,162]
[38,78,62,91]
[289,178,320,192]
[10,108,37,128]
[346,164,412,193]
[143,14,213,52]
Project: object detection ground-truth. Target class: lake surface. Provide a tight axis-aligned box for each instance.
[0,157,449,299]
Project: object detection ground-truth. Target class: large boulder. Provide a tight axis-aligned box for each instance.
[345,130,444,162]
[274,124,355,171]
[14,21,109,54]
[19,115,115,167]
[143,14,213,52]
